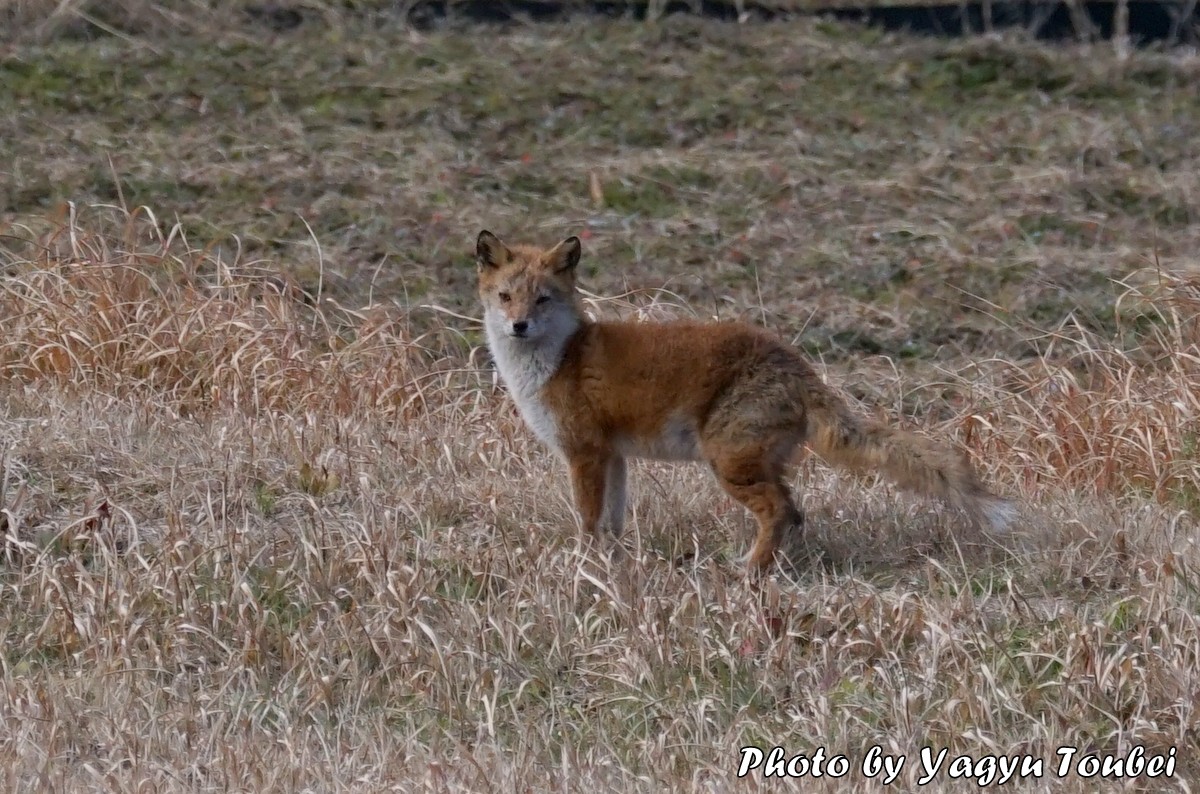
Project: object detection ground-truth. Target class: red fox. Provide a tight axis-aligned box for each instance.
[476,230,1014,572]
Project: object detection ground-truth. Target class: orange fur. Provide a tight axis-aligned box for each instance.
[476,230,1014,572]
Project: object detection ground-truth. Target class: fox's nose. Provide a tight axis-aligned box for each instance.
[511,321,529,336]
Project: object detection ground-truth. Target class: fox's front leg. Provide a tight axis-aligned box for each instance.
[566,453,610,539]
[600,456,627,536]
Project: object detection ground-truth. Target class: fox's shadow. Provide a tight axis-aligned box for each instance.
[769,502,1023,583]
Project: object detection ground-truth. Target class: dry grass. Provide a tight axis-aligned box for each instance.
[3,6,1200,792]
[2,206,1199,791]
[0,205,458,420]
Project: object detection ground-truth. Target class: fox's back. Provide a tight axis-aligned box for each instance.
[542,319,815,457]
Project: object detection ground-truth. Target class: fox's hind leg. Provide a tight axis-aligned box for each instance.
[705,441,804,573]
[699,358,813,571]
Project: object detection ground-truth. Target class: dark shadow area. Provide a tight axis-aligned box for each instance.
[373,0,1197,45]
[397,0,746,26]
[826,1,1198,44]
[9,0,1196,44]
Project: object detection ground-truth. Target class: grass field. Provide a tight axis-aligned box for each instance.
[2,3,1200,791]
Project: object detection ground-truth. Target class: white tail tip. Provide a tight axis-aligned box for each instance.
[980,498,1018,533]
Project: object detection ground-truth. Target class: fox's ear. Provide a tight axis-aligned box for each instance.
[476,230,510,270]
[544,236,582,274]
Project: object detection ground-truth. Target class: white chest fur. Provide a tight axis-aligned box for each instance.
[485,315,573,455]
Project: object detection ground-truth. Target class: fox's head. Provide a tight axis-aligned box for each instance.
[476,230,582,343]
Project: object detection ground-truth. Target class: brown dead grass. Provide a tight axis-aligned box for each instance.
[2,203,1199,791]
[962,265,1200,508]
[0,205,459,421]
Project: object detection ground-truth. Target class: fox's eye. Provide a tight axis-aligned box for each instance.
[535,295,550,305]
[498,292,511,303]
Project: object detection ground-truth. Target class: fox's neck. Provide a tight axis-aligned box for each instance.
[485,310,586,398]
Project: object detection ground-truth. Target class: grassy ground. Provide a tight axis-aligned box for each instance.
[2,5,1200,792]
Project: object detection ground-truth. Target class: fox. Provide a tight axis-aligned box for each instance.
[476,229,1015,572]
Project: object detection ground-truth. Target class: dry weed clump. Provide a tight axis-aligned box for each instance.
[0,204,464,421]
[960,266,1200,513]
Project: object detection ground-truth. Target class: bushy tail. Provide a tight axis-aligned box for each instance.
[806,398,1015,532]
